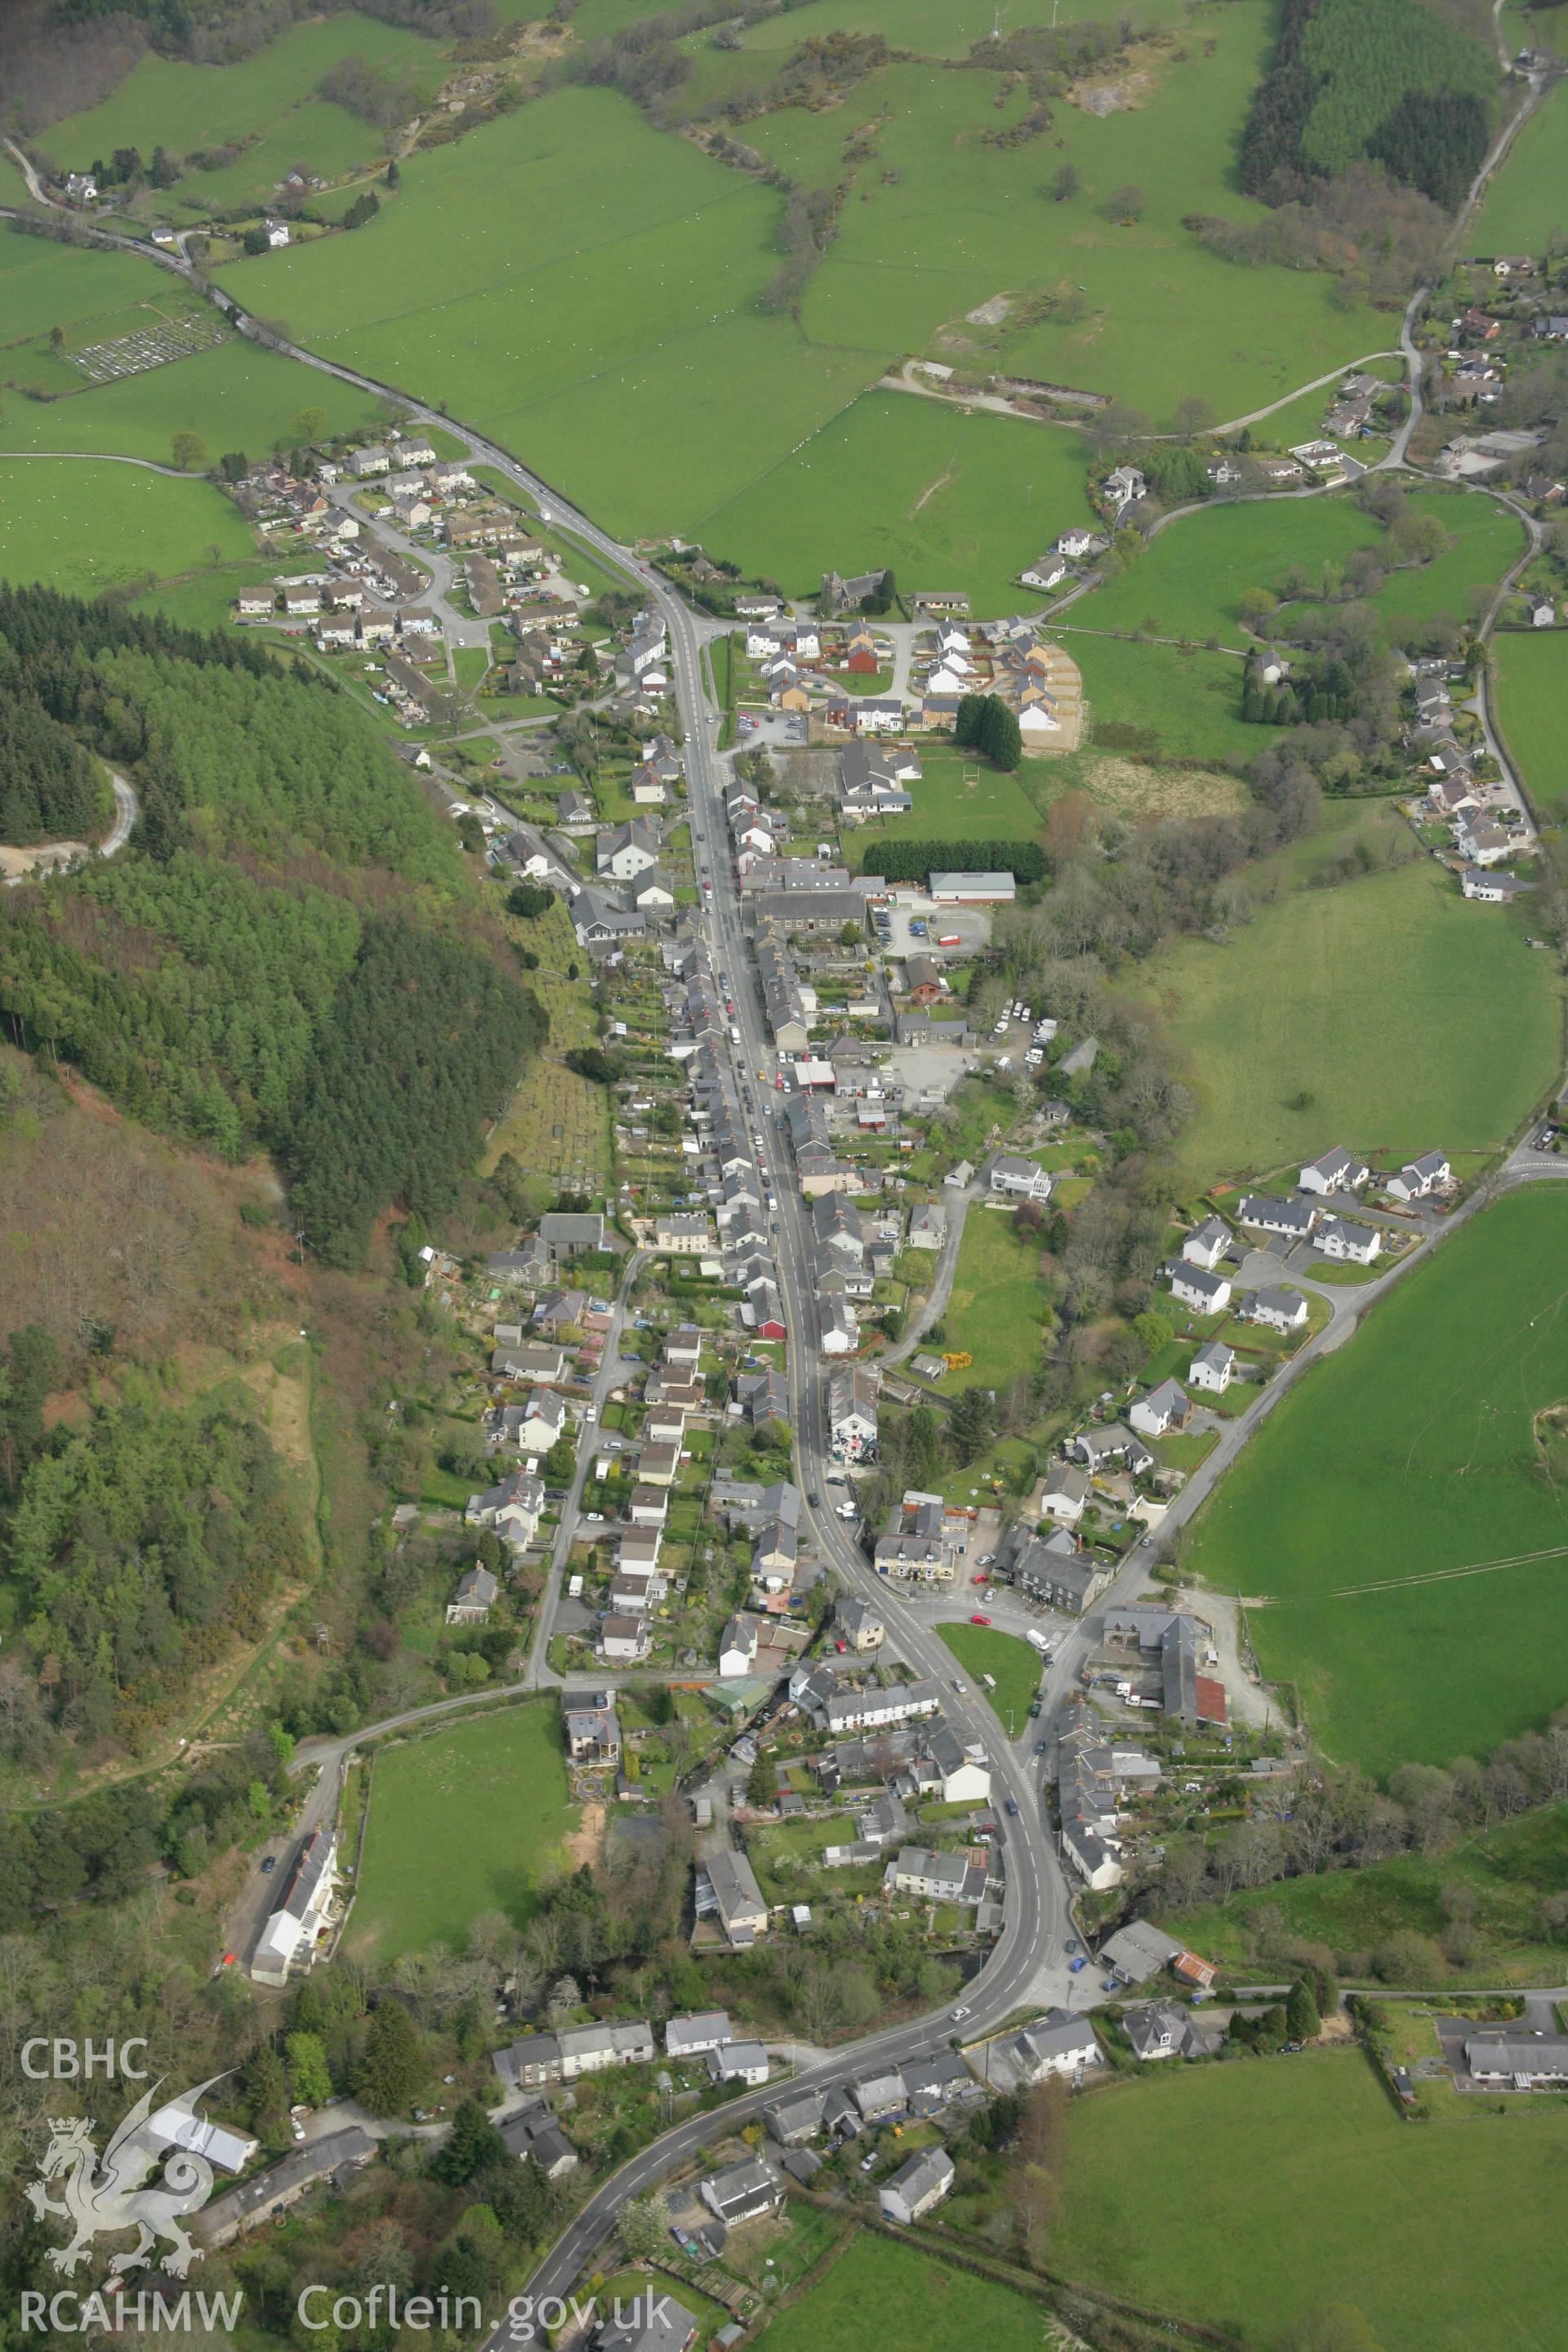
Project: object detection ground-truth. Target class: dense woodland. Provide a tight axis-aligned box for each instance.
[0,590,546,1267]
[1240,0,1496,213]
[5,1393,303,1755]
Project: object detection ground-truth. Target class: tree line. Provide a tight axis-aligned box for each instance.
[857,839,1048,887]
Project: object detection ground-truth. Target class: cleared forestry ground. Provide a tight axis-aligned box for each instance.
[1185,1186,1568,1775]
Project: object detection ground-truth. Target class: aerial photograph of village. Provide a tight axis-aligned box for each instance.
[0,0,1566,2345]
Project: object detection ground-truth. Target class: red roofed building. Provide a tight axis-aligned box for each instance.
[1195,1673,1228,1726]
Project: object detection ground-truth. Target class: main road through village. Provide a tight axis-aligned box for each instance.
[6,165,1567,2324]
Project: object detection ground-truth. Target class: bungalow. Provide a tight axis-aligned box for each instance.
[1236,1193,1318,1240]
[499,2108,578,2180]
[1492,254,1537,277]
[1125,2002,1212,2061]
[1300,1147,1370,1195]
[1129,1380,1190,1440]
[1067,1423,1156,1477]
[1020,552,1069,591]
[1189,1340,1235,1395]
[987,1153,1054,1202]
[1464,2033,1568,2086]
[1461,865,1521,902]
[1315,1215,1383,1264]
[1181,1214,1232,1272]
[880,2146,954,2226]
[702,2157,783,2227]
[445,1566,498,1625]
[1385,1150,1450,1200]
[1166,1261,1232,1315]
[706,2039,770,2088]
[1241,1286,1309,1334]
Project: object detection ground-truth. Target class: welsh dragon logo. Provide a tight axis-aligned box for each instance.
[26,2076,225,2279]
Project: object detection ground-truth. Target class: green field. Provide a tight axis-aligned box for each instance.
[1187,1187,1568,1774]
[1166,1798,1568,1984]
[0,329,383,468]
[0,457,255,599]
[1056,2050,1568,2352]
[697,391,1096,618]
[1138,829,1561,1191]
[846,746,1046,856]
[1072,489,1522,649]
[760,2230,1044,2352]
[1475,77,1568,254]
[931,1207,1052,1396]
[216,87,879,538]
[1494,627,1568,824]
[1071,633,1263,764]
[42,13,443,216]
[350,1701,577,1963]
[0,226,180,349]
[935,1624,1040,1732]
[205,3,1389,548]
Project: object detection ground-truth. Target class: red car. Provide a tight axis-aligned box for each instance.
[969,1612,991,1626]
[971,1573,988,1585]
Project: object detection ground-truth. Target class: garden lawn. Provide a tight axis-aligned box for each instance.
[1136,845,1561,1192]
[759,2230,1045,2352]
[350,1700,577,1964]
[693,392,1097,619]
[1494,626,1568,825]
[0,457,254,595]
[1187,1186,1568,1775]
[936,1624,1040,1731]
[1475,77,1568,254]
[1055,2049,1568,2352]
[1164,1798,1568,1985]
[931,1208,1052,1394]
[844,746,1045,859]
[45,13,443,215]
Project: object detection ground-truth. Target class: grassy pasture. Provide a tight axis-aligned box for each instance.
[0,457,253,598]
[1072,489,1521,648]
[1071,633,1261,763]
[1165,1798,1568,1984]
[0,331,383,466]
[43,13,441,212]
[935,1623,1040,1730]
[1494,626,1568,825]
[1138,830,1560,1192]
[350,1700,576,1963]
[0,228,170,349]
[749,19,1386,428]
[1055,2050,1568,2352]
[930,1209,1051,1396]
[1475,76,1568,254]
[695,390,1096,617]
[1187,1187,1568,1775]
[760,2233,1045,2352]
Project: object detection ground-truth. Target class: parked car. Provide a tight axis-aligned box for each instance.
[969,1612,991,1625]
[260,1855,276,1876]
